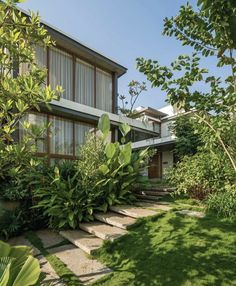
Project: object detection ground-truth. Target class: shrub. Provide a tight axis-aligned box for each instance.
[34,114,151,230]
[167,151,236,200]
[207,185,236,219]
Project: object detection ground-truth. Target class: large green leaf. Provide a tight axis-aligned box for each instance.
[12,255,40,286]
[98,114,110,138]
[118,143,132,165]
[0,261,11,286]
[105,143,116,159]
[119,123,131,137]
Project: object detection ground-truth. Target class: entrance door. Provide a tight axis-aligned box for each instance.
[148,152,161,179]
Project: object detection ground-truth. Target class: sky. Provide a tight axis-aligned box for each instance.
[18,0,217,109]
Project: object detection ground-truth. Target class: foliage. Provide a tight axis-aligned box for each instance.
[0,0,62,144]
[34,115,151,230]
[118,80,147,118]
[167,151,236,200]
[0,240,41,286]
[207,185,236,219]
[136,1,236,173]
[170,115,202,159]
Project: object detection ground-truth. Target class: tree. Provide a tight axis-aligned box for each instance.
[171,115,202,159]
[118,80,146,118]
[0,0,62,144]
[137,0,236,173]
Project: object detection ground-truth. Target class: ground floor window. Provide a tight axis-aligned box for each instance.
[19,112,95,161]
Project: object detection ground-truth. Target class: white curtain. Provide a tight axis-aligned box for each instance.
[49,47,73,101]
[35,45,47,68]
[75,59,94,107]
[50,116,73,155]
[19,113,47,153]
[96,68,113,112]
[74,122,94,155]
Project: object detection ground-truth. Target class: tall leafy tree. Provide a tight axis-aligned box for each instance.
[0,0,62,144]
[137,0,236,172]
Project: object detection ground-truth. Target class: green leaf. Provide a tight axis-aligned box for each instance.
[98,114,110,138]
[105,143,116,159]
[119,123,131,137]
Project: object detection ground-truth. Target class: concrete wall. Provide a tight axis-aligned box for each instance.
[162,151,174,177]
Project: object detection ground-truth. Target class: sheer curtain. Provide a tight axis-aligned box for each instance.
[96,68,113,112]
[75,59,95,107]
[49,47,73,101]
[50,116,73,155]
[74,122,94,155]
[19,113,47,153]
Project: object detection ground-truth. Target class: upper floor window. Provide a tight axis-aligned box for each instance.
[75,59,95,107]
[49,47,73,101]
[96,68,113,112]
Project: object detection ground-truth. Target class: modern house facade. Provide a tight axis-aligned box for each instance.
[18,12,161,164]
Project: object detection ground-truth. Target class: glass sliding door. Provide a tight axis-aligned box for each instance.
[49,47,73,101]
[75,59,95,107]
[96,68,113,112]
[50,116,73,156]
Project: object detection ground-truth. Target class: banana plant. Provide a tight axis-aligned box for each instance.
[0,240,40,286]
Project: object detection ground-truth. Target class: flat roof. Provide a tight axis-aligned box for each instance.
[17,6,127,77]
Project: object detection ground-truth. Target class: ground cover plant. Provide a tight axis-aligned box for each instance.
[92,209,236,286]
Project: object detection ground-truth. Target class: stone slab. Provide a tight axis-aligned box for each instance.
[48,244,112,285]
[94,212,136,229]
[135,190,171,196]
[79,221,127,241]
[59,230,104,255]
[135,194,162,201]
[36,229,66,248]
[38,255,64,285]
[110,205,158,218]
[8,235,40,256]
[139,202,172,211]
[176,209,205,218]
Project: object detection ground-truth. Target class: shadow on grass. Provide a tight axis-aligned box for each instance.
[93,212,236,286]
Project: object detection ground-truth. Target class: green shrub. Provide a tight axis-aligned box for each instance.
[167,151,236,200]
[34,114,151,230]
[207,185,236,219]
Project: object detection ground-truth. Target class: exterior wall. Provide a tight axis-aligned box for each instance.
[162,151,174,177]
[161,120,173,138]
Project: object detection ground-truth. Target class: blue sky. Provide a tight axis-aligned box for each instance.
[19,0,217,109]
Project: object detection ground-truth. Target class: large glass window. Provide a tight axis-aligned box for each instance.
[96,68,113,112]
[19,113,47,153]
[74,122,94,155]
[35,45,47,68]
[75,59,95,107]
[49,47,73,100]
[50,116,73,155]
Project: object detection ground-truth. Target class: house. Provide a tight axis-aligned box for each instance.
[18,10,160,164]
[132,105,180,179]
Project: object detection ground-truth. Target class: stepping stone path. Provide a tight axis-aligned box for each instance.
[176,209,205,218]
[8,197,206,285]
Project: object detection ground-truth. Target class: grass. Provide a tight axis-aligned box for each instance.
[92,211,236,286]
[26,231,82,286]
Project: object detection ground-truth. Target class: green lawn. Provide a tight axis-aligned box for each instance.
[93,210,236,286]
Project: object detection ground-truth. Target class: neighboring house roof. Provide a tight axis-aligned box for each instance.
[17,6,127,77]
[134,106,168,118]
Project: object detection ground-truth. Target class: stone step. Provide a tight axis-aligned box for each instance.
[110,205,158,218]
[94,212,136,230]
[79,221,128,241]
[48,244,111,285]
[135,194,162,201]
[137,187,175,192]
[135,190,171,196]
[139,202,172,211]
[59,230,104,255]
